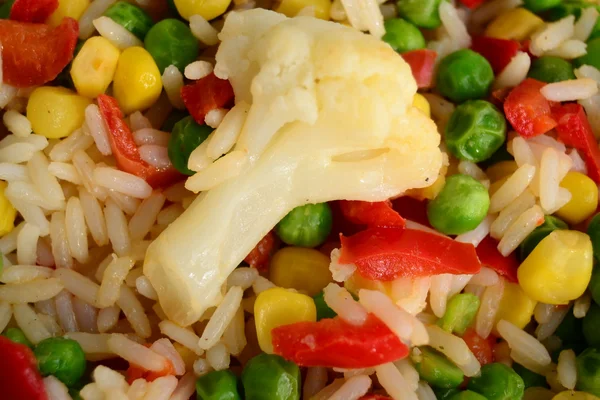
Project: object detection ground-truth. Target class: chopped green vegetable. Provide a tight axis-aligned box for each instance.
[436,49,494,103]
[523,0,561,13]
[313,291,337,321]
[144,19,199,74]
[0,0,15,19]
[448,390,488,400]
[2,327,33,348]
[275,203,332,248]
[414,347,464,389]
[574,38,600,71]
[438,293,480,335]
[34,337,86,387]
[382,18,426,53]
[168,116,213,175]
[576,347,600,397]
[467,363,525,400]
[513,363,548,389]
[527,56,576,83]
[241,353,300,400]
[397,0,446,28]
[195,370,241,400]
[519,215,568,260]
[434,388,462,400]
[104,1,154,40]
[583,303,600,347]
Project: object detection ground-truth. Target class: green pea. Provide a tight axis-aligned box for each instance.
[382,18,425,53]
[574,38,600,71]
[168,116,213,175]
[0,0,15,19]
[583,303,600,347]
[427,174,490,235]
[555,310,587,355]
[513,363,548,389]
[34,337,86,387]
[587,213,600,261]
[275,203,332,248]
[104,2,154,40]
[523,0,561,13]
[161,109,189,132]
[69,389,83,400]
[576,347,600,396]
[413,347,464,388]
[467,363,524,400]
[2,327,33,348]
[445,100,506,163]
[434,388,461,400]
[545,0,597,21]
[438,293,480,335]
[436,49,494,103]
[241,353,300,400]
[448,391,488,400]
[397,0,446,28]
[313,291,337,321]
[195,370,241,400]
[144,19,199,74]
[527,56,576,83]
[519,215,568,260]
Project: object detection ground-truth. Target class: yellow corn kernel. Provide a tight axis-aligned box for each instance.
[486,161,518,182]
[553,392,600,400]
[556,171,599,225]
[485,8,544,41]
[26,87,91,139]
[518,230,593,305]
[172,342,197,370]
[493,282,537,333]
[254,287,316,354]
[489,176,509,197]
[0,182,16,236]
[174,0,232,21]
[276,0,331,19]
[269,247,332,297]
[46,0,90,27]
[113,46,162,115]
[412,93,431,118]
[71,37,120,99]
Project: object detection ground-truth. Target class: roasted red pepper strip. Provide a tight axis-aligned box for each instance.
[504,78,557,138]
[339,200,405,228]
[401,49,437,89]
[476,236,518,283]
[10,0,58,23]
[462,329,494,366]
[0,18,78,88]
[459,0,485,8]
[553,103,600,183]
[0,336,48,400]
[471,36,520,74]
[181,72,235,125]
[339,227,481,281]
[272,314,409,368]
[97,94,182,188]
[244,231,277,271]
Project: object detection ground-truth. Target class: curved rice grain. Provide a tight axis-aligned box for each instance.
[55,290,79,333]
[469,267,499,287]
[16,223,40,266]
[497,319,552,367]
[95,167,152,199]
[133,128,171,147]
[0,163,29,181]
[427,324,481,376]
[190,15,220,46]
[65,197,89,264]
[394,359,419,392]
[43,376,71,400]
[498,205,544,256]
[575,6,599,41]
[206,342,230,371]
[429,274,453,318]
[50,131,94,163]
[117,284,151,338]
[13,303,52,344]
[128,192,166,241]
[328,375,371,400]
[107,190,141,216]
[78,187,109,247]
[144,375,178,400]
[530,16,575,56]
[490,164,536,213]
[185,150,247,193]
[72,150,108,201]
[536,305,569,341]
[375,363,418,400]
[108,334,168,371]
[359,289,414,342]
[6,193,50,236]
[48,162,83,185]
[324,283,368,326]
[0,278,64,303]
[557,349,577,390]
[54,268,100,307]
[490,190,536,239]
[1,265,53,284]
[50,211,73,269]
[150,338,186,375]
[85,105,112,155]
[139,145,172,169]
[170,373,197,400]
[93,16,143,49]
[104,199,131,257]
[97,305,121,333]
[475,278,505,339]
[72,296,98,334]
[541,79,598,102]
[136,276,158,300]
[206,102,249,159]
[6,181,63,210]
[199,286,243,350]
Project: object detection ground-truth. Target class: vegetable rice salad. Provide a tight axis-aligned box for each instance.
[3,0,600,399]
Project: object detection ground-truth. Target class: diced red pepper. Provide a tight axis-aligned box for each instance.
[339,200,405,228]
[339,227,481,281]
[476,236,518,283]
[272,314,409,368]
[181,72,235,125]
[244,231,277,271]
[126,360,175,385]
[0,18,78,88]
[471,36,520,74]
[459,0,485,8]
[0,336,48,400]
[462,329,494,366]
[401,49,437,89]
[97,94,182,188]
[504,78,557,138]
[553,103,600,183]
[10,0,58,23]
[392,196,430,227]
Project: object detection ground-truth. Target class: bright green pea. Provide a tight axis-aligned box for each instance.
[168,116,213,175]
[576,347,600,396]
[104,2,154,40]
[467,363,524,400]
[275,203,332,248]
[382,18,425,53]
[313,291,337,321]
[523,0,561,13]
[587,213,600,260]
[413,347,464,389]
[2,327,33,348]
[34,337,86,387]
[195,370,241,400]
[527,56,576,83]
[434,388,461,400]
[583,303,600,347]
[0,0,15,19]
[519,215,568,261]
[241,353,300,400]
[397,0,446,28]
[445,100,506,163]
[144,19,199,74]
[436,50,494,103]
[448,391,488,400]
[427,174,490,235]
[512,363,548,389]
[438,293,480,335]
[574,38,600,70]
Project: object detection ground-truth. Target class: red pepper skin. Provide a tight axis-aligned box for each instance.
[339,200,405,228]
[244,231,277,271]
[339,227,482,281]
[181,72,235,125]
[401,49,437,89]
[10,0,58,23]
[504,78,557,138]
[97,94,182,188]
[462,329,494,366]
[553,103,600,183]
[272,314,409,368]
[476,236,518,283]
[471,36,520,74]
[459,0,485,8]
[0,336,48,400]
[0,18,78,88]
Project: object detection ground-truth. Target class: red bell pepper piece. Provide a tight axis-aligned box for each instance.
[0,336,48,400]
[126,357,175,384]
[504,78,557,138]
[471,36,520,74]
[462,328,494,366]
[0,18,78,88]
[339,200,405,228]
[97,94,182,188]
[339,227,482,281]
[10,0,58,23]
[476,236,518,283]
[392,196,430,227]
[272,314,409,368]
[244,231,277,271]
[553,103,600,183]
[401,49,437,89]
[181,72,235,125]
[459,0,486,8]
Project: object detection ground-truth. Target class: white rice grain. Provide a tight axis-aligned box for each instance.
[497,319,551,367]
[133,128,171,147]
[104,198,131,257]
[80,383,104,400]
[117,284,151,338]
[144,375,178,400]
[17,223,40,266]
[78,188,109,247]
[44,376,71,400]
[0,84,17,108]
[541,78,598,102]
[162,65,186,110]
[93,16,143,49]
[48,162,82,185]
[430,273,453,318]
[136,276,158,300]
[55,268,100,307]
[395,359,419,392]
[375,363,417,400]
[393,277,431,316]
[469,267,500,287]
[545,40,587,59]
[108,334,169,371]
[536,305,569,341]
[199,286,243,350]
[575,7,599,41]
[574,293,591,318]
[193,358,212,377]
[475,278,505,338]
[490,190,536,239]
[328,375,371,400]
[85,105,112,156]
[94,167,152,199]
[170,373,197,400]
[206,102,249,159]
[470,0,522,28]
[206,342,230,371]
[539,147,560,212]
[222,307,246,356]
[190,15,220,46]
[498,204,544,256]
[107,190,141,216]
[329,248,357,283]
[494,52,531,89]
[0,277,63,303]
[490,164,536,213]
[324,283,368,326]
[186,150,247,192]
[97,256,135,308]
[65,332,112,357]
[439,1,471,48]
[13,303,52,344]
[0,162,28,181]
[65,197,89,264]
[557,349,577,390]
[184,61,214,81]
[139,145,171,169]
[1,265,52,284]
[128,191,166,241]
[49,211,73,269]
[187,134,213,172]
[530,16,575,56]
[426,325,481,376]
[204,108,228,129]
[72,150,108,201]
[3,110,31,138]
[151,338,186,376]
[0,301,12,332]
[97,306,120,333]
[79,0,116,39]
[227,267,259,290]
[50,130,94,163]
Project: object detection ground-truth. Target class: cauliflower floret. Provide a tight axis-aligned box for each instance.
[144,9,443,326]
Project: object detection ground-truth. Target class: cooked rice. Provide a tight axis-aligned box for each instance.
[159,320,204,356]
[193,358,212,377]
[574,293,591,318]
[55,290,79,333]
[117,284,151,338]
[429,274,453,318]
[475,278,505,339]
[170,373,197,400]
[185,150,247,192]
[328,374,371,400]
[206,342,231,371]
[1,265,53,284]
[498,204,544,256]
[536,305,569,341]
[494,52,531,89]
[439,1,471,49]
[530,16,575,56]
[0,301,11,333]
[3,109,31,138]
[93,16,144,50]
[324,283,368,326]
[395,359,419,392]
[162,65,186,110]
[16,223,40,266]
[497,319,552,368]
[469,267,500,287]
[44,375,71,400]
[544,40,587,59]
[108,333,168,371]
[557,349,577,390]
[13,303,52,344]
[490,164,536,213]
[541,78,598,102]
[206,102,248,159]
[426,325,481,376]
[574,6,599,41]
[199,286,243,350]
[97,256,134,308]
[189,15,220,46]
[133,129,171,147]
[94,167,153,199]
[184,61,214,81]
[205,108,228,129]
[375,363,417,400]
[139,144,171,169]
